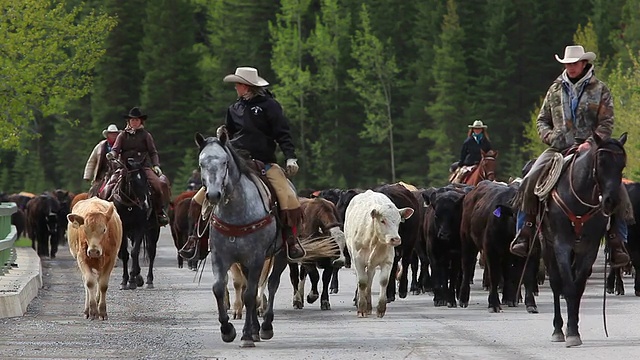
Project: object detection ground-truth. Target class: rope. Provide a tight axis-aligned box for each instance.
[534,152,565,200]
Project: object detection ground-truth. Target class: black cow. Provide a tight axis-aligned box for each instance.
[25,193,61,258]
[409,189,432,295]
[459,180,538,313]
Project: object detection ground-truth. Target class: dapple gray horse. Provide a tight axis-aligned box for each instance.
[196,131,337,348]
[542,133,627,347]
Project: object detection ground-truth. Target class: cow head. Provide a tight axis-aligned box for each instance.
[370,204,414,247]
[428,191,464,241]
[67,204,115,258]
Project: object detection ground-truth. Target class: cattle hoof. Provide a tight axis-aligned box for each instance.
[357,311,367,318]
[526,305,539,314]
[259,328,274,340]
[307,293,319,304]
[329,288,338,294]
[533,291,539,296]
[135,275,144,287]
[506,301,517,307]
[386,296,395,303]
[447,302,457,308]
[606,287,614,294]
[551,330,565,342]
[128,282,137,290]
[459,301,468,308]
[487,306,501,313]
[483,286,489,291]
[146,283,154,289]
[433,300,446,307]
[565,335,582,347]
[320,300,331,310]
[240,339,255,348]
[399,291,407,299]
[221,324,236,343]
[292,299,303,309]
[635,290,640,297]
[120,283,128,290]
[411,290,421,295]
[252,334,261,342]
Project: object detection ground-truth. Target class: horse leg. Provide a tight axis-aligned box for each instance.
[606,267,616,294]
[256,257,272,317]
[211,254,235,343]
[146,226,160,288]
[634,259,640,296]
[545,248,565,342]
[523,250,540,313]
[129,230,143,290]
[320,265,332,310]
[118,236,130,290]
[564,250,598,347]
[230,263,246,319]
[260,252,288,340]
[240,263,262,347]
[329,267,339,294]
[307,266,320,304]
[615,268,624,295]
[290,263,303,309]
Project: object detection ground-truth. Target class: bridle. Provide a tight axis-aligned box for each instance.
[478,155,496,180]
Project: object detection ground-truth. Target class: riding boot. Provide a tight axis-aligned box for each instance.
[179,199,200,260]
[283,226,306,261]
[510,213,536,257]
[606,230,631,268]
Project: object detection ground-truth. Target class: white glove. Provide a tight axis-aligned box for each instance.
[106,152,115,161]
[153,166,163,177]
[285,158,299,176]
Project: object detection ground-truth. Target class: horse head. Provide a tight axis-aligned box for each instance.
[592,132,627,216]
[195,130,250,206]
[117,158,149,209]
[479,149,498,181]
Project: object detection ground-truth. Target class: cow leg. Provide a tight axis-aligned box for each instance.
[419,250,433,293]
[97,263,115,320]
[307,266,320,304]
[240,262,262,347]
[430,257,446,307]
[289,262,300,304]
[606,267,616,294]
[459,240,478,308]
[230,263,246,319]
[211,252,235,343]
[354,255,369,317]
[485,252,502,313]
[118,236,130,290]
[410,252,419,294]
[329,267,340,294]
[261,252,288,340]
[377,261,392,318]
[385,253,399,303]
[293,265,305,309]
[447,252,460,308]
[38,221,49,257]
[320,265,332,310]
[80,263,99,320]
[634,260,640,296]
[398,250,412,298]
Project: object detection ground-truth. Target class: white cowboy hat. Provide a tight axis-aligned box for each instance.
[468,120,488,129]
[223,67,269,87]
[555,45,596,64]
[102,124,121,138]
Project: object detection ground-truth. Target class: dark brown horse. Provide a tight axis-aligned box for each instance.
[459,150,499,186]
[168,190,199,270]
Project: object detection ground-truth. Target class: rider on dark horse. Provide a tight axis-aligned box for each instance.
[179,66,306,261]
[450,120,493,183]
[105,107,171,226]
[84,124,121,195]
[510,45,632,268]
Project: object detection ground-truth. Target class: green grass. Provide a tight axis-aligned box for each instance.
[14,237,32,247]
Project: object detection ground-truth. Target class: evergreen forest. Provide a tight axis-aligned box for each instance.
[2,0,640,195]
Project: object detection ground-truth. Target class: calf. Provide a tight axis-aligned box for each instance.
[67,198,123,320]
[459,180,537,313]
[345,190,414,318]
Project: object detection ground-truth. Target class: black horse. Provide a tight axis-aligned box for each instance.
[112,158,161,290]
[25,193,60,258]
[541,133,627,347]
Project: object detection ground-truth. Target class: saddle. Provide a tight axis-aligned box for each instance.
[248,159,280,217]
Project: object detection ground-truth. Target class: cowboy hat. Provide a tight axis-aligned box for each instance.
[223,67,269,87]
[555,45,596,64]
[102,124,121,138]
[468,120,488,129]
[123,107,148,120]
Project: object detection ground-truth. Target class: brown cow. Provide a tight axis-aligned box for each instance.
[67,197,123,320]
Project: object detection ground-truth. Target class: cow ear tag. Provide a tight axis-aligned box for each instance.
[493,207,501,218]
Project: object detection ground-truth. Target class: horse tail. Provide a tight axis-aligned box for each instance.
[298,234,340,261]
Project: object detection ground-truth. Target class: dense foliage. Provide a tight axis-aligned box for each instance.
[2,0,640,195]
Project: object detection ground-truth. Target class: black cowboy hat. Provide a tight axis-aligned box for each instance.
[123,106,148,120]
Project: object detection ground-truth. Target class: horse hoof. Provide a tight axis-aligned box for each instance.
[399,291,407,299]
[329,288,338,294]
[120,283,128,290]
[507,301,517,308]
[307,293,319,304]
[487,306,501,313]
[606,288,614,294]
[259,328,273,340]
[221,324,236,343]
[292,300,303,309]
[386,296,395,303]
[565,335,582,347]
[635,290,640,297]
[128,282,137,290]
[526,305,539,314]
[146,283,154,289]
[135,275,144,287]
[332,257,345,268]
[320,300,331,310]
[240,339,255,348]
[551,330,565,342]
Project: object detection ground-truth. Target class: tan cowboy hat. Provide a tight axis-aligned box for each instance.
[102,124,121,138]
[468,120,488,129]
[223,67,269,87]
[555,45,596,64]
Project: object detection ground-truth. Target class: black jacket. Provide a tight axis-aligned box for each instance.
[225,94,297,164]
[459,136,492,166]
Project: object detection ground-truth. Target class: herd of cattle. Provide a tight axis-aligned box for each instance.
[2,176,640,319]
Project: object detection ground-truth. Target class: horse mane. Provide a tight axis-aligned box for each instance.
[209,137,255,177]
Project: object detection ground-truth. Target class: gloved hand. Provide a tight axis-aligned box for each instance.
[106,152,115,161]
[577,142,591,153]
[153,166,163,177]
[285,158,299,176]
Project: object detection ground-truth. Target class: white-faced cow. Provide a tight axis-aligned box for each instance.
[67,197,123,320]
[345,190,414,318]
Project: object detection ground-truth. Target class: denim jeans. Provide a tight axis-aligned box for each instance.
[516,210,628,243]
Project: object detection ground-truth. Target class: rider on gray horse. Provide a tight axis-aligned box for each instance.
[179,67,305,261]
[510,45,632,268]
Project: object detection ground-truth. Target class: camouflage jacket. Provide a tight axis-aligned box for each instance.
[537,65,614,150]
